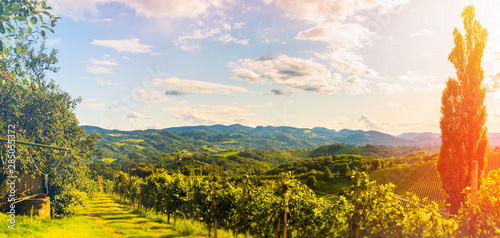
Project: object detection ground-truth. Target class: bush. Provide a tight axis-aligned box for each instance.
[50,184,85,217]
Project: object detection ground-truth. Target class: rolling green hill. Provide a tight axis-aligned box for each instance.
[82,124,425,165]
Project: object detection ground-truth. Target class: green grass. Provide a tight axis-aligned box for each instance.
[201,145,218,153]
[101,158,116,163]
[0,206,108,238]
[0,193,246,238]
[289,150,312,159]
[133,145,145,150]
[106,134,125,137]
[213,151,240,157]
[127,139,144,142]
[112,142,125,146]
[303,130,311,133]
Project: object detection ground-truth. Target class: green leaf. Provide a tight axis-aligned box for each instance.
[15,45,22,54]
[11,3,21,12]
[24,78,30,86]
[14,15,25,21]
[28,26,32,34]
[40,30,45,38]
[0,23,4,34]
[31,16,38,26]
[0,40,3,52]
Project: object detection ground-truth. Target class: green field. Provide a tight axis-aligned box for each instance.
[133,145,145,150]
[213,151,240,157]
[101,158,116,163]
[106,134,125,137]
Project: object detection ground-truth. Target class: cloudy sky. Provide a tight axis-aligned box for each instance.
[44,0,500,135]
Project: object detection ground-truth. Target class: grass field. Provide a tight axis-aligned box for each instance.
[213,151,240,157]
[0,194,242,238]
[106,134,125,137]
[101,158,116,163]
[133,145,145,150]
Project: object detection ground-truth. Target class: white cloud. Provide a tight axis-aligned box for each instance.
[218,34,249,45]
[47,0,234,21]
[95,78,118,86]
[127,111,153,119]
[86,66,114,74]
[164,104,253,125]
[91,38,154,54]
[175,25,248,50]
[296,22,375,49]
[267,0,407,23]
[180,44,202,52]
[86,103,107,110]
[359,115,383,131]
[134,88,172,103]
[317,49,379,78]
[234,22,245,29]
[410,28,434,37]
[175,28,221,45]
[46,37,62,46]
[230,54,370,95]
[112,0,233,19]
[149,77,252,95]
[46,0,102,21]
[89,59,118,66]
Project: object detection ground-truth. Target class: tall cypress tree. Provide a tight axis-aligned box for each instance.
[437,5,488,215]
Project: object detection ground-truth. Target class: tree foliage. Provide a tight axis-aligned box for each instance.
[0,1,98,216]
[438,5,488,214]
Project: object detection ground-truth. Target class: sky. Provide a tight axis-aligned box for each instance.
[41,0,500,135]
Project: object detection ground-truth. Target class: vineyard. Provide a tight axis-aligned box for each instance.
[371,153,500,210]
[107,169,476,237]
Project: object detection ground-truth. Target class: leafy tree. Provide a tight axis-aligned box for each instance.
[437,5,488,214]
[339,163,350,177]
[0,0,57,58]
[0,2,100,216]
[305,174,317,189]
[323,167,333,181]
[180,166,192,176]
[371,159,381,170]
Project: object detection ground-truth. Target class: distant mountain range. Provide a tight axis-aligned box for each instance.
[81,124,436,147]
[80,124,500,160]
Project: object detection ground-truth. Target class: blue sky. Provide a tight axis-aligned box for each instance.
[43,0,500,134]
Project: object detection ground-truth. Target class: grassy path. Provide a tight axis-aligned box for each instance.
[0,193,204,238]
[83,193,184,238]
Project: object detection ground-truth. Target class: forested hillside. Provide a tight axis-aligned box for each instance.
[82,124,433,165]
